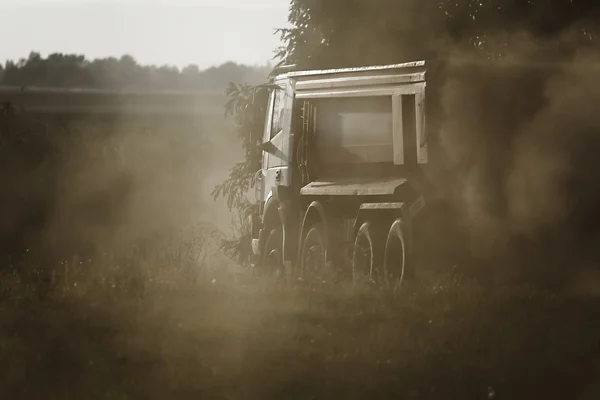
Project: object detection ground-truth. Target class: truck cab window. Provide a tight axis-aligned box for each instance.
[270,88,285,139]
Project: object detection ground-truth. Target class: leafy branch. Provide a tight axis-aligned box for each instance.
[211,81,280,212]
[212,80,280,265]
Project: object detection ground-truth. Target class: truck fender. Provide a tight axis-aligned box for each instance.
[262,196,282,233]
[353,202,405,234]
[255,196,280,255]
[298,201,331,261]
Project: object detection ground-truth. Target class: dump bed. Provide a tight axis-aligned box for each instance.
[285,57,600,217]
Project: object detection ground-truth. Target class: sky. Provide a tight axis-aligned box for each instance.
[0,0,290,69]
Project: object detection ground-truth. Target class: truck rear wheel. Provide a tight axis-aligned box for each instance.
[300,222,327,284]
[383,219,411,289]
[352,222,385,286]
[260,226,285,280]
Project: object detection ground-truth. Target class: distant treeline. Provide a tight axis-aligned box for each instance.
[0,52,271,91]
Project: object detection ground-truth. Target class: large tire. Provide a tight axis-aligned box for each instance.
[300,222,328,284]
[260,226,285,280]
[383,219,411,289]
[352,221,385,286]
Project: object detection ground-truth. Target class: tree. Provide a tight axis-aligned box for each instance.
[275,0,600,70]
[211,80,278,265]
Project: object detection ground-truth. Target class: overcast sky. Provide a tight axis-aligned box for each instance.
[0,0,289,69]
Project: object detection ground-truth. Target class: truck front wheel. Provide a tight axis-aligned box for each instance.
[383,219,411,289]
[260,226,285,280]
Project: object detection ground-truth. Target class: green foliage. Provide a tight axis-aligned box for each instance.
[276,0,600,70]
[212,81,280,265]
[212,82,279,211]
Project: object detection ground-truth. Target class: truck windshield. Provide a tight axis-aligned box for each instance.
[270,88,285,139]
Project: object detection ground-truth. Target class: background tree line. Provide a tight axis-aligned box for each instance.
[0,52,271,91]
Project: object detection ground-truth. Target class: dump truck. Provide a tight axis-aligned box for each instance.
[249,57,598,285]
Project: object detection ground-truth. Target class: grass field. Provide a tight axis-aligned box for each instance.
[0,87,226,116]
[1,265,599,400]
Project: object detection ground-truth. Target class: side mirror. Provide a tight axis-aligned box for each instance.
[258,140,278,155]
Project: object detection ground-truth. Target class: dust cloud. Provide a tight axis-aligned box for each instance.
[434,30,600,286]
[0,107,244,280]
[0,99,286,399]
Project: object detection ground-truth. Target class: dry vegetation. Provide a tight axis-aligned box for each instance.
[2,262,600,400]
